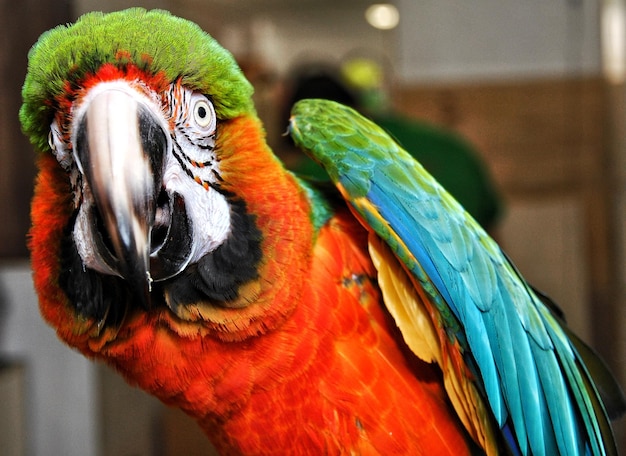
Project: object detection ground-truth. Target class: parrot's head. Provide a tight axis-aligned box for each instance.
[21,9,313,357]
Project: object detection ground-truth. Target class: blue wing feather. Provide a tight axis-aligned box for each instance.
[289,99,618,456]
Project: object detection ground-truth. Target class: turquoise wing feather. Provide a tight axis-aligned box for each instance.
[289,99,619,456]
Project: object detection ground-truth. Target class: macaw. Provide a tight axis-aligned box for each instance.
[20,8,624,455]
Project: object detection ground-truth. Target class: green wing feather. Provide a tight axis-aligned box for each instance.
[289,98,622,456]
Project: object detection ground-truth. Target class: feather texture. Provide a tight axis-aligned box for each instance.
[368,234,498,455]
[289,98,620,456]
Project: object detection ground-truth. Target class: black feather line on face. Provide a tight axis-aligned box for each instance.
[59,190,263,327]
[164,194,263,308]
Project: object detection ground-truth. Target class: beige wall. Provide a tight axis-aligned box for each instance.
[609,80,626,449]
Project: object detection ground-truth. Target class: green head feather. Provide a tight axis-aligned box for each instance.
[20,8,254,153]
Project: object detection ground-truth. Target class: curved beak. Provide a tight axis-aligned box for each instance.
[74,85,167,307]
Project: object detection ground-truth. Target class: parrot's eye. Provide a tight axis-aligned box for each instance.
[191,95,216,132]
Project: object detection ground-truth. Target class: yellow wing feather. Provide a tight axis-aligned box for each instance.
[368,233,499,455]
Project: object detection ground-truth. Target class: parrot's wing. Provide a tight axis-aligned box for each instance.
[289,99,622,456]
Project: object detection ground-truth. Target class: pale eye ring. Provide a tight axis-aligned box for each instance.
[192,97,216,131]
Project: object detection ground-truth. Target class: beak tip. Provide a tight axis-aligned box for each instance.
[125,264,152,310]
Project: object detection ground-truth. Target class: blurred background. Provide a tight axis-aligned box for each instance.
[0,0,625,454]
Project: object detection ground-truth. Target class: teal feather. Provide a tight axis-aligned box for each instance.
[289,99,621,455]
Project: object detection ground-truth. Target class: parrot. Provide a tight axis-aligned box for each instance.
[20,8,625,455]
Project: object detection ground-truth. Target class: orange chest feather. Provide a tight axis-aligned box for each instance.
[194,211,474,455]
